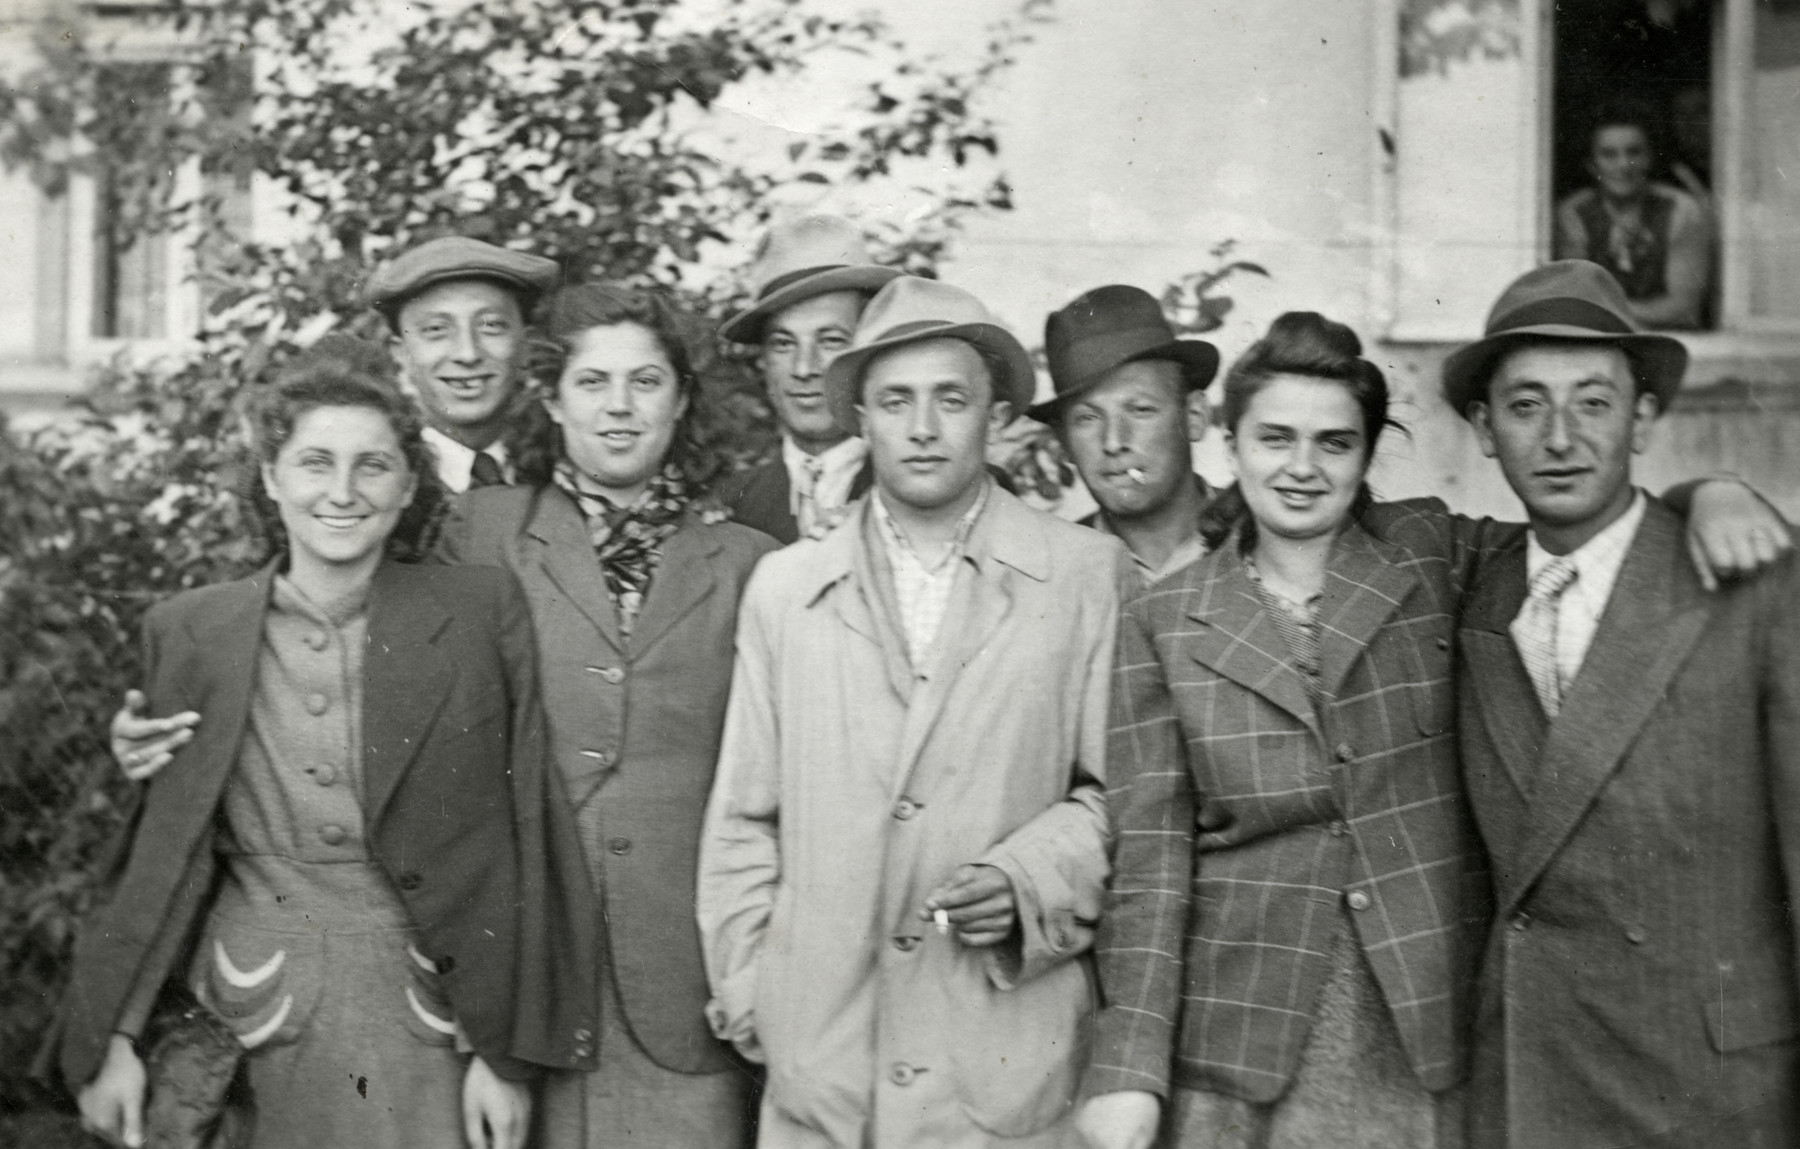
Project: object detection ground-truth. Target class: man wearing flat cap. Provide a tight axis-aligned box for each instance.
[699,276,1127,1148]
[716,215,902,543]
[1447,261,1800,1149]
[364,234,560,493]
[1031,285,1219,585]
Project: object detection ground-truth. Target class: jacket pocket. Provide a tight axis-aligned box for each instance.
[400,943,460,1048]
[949,954,1093,1137]
[1703,983,1800,1053]
[194,930,323,1051]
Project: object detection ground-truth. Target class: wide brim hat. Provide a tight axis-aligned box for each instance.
[719,214,903,344]
[823,276,1037,431]
[1442,259,1688,415]
[1027,283,1220,423]
[364,235,560,321]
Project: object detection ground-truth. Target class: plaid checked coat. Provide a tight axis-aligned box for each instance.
[1088,502,1515,1105]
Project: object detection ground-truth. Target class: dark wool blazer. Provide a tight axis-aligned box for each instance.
[50,561,599,1088]
[1090,501,1518,1104]
[1460,499,1800,1149]
[437,485,778,1074]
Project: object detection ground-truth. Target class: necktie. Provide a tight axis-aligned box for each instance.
[469,451,505,489]
[796,455,825,539]
[1510,557,1579,718]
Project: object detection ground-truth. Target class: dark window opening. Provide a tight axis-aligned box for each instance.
[1552,0,1715,330]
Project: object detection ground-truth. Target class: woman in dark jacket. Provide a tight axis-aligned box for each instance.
[435,283,778,1149]
[58,340,594,1149]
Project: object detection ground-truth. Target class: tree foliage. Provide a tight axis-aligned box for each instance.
[0,0,1044,1110]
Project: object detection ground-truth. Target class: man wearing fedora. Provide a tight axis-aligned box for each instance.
[364,233,561,494]
[1030,285,1220,585]
[715,215,903,543]
[1446,261,1800,1148]
[698,276,1127,1148]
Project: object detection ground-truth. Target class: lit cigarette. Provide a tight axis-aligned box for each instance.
[1125,468,1147,485]
[933,908,950,935]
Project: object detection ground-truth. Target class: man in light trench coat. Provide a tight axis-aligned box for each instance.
[697,275,1128,1149]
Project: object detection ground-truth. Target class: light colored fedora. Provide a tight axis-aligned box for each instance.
[719,215,904,344]
[1442,260,1688,415]
[823,276,1036,430]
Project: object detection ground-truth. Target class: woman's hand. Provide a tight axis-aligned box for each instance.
[112,690,201,781]
[1076,1090,1162,1149]
[462,1055,532,1149]
[78,1033,147,1148]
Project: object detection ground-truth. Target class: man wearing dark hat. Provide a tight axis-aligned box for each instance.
[1446,260,1800,1149]
[716,215,903,543]
[698,277,1127,1148]
[1030,285,1220,584]
[364,234,560,493]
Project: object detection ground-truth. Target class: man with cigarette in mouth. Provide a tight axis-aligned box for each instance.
[697,276,1126,1148]
[1030,285,1220,586]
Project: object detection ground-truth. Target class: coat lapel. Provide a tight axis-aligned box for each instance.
[1313,524,1418,703]
[814,504,915,705]
[163,569,274,829]
[628,516,722,658]
[363,563,459,827]
[1498,502,1712,912]
[1460,544,1548,799]
[886,496,1038,800]
[526,486,624,655]
[1183,547,1318,735]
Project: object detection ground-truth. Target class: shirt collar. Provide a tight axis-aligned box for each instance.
[1091,473,1211,583]
[781,434,868,480]
[1526,488,1648,584]
[872,475,992,575]
[422,426,508,494]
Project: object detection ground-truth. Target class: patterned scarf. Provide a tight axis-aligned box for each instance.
[551,459,703,636]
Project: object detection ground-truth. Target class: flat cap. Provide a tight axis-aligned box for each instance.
[364,236,561,314]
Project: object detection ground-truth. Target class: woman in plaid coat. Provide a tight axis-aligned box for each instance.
[1077,313,1516,1149]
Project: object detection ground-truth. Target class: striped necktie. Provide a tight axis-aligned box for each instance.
[1510,556,1579,717]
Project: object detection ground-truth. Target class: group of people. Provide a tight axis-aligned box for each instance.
[42,211,1799,1149]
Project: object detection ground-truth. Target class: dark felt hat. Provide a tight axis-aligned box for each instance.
[1027,285,1220,423]
[364,236,561,318]
[719,215,904,345]
[823,276,1036,430]
[1442,260,1688,415]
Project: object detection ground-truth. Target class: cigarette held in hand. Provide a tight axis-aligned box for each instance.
[933,908,950,935]
[1125,468,1147,484]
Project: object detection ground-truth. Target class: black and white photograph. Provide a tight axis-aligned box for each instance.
[0,0,1796,1146]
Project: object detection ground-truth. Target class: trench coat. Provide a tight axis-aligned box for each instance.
[1460,498,1800,1148]
[697,488,1127,1149]
[48,560,599,1090]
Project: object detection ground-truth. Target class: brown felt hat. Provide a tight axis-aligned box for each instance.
[1442,260,1688,415]
[1028,284,1220,423]
[364,236,560,320]
[823,277,1036,430]
[719,215,903,344]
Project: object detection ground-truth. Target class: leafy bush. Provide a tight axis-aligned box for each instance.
[0,0,1045,1109]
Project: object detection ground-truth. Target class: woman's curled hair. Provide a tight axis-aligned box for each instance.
[1199,311,1405,549]
[531,282,726,488]
[244,333,446,563]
